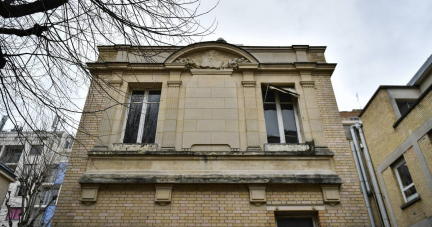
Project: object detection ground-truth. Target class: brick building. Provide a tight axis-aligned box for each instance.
[359,54,432,227]
[52,40,371,226]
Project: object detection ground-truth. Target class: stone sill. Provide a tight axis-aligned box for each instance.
[88,149,334,157]
[79,173,342,185]
[400,196,421,210]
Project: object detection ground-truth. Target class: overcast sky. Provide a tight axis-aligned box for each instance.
[199,0,432,111]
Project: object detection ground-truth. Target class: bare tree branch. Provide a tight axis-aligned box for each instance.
[0,0,69,18]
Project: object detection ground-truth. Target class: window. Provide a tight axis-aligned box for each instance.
[6,207,22,220]
[37,187,60,206]
[396,100,416,116]
[30,145,43,155]
[350,117,360,121]
[123,90,161,143]
[262,88,301,143]
[44,165,58,183]
[277,217,317,227]
[16,186,26,196]
[394,158,418,202]
[0,146,23,163]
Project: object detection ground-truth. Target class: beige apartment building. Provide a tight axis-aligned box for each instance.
[52,39,371,226]
[359,54,432,227]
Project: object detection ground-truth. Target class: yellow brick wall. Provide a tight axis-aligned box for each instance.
[0,175,11,205]
[361,89,432,169]
[52,75,371,226]
[381,147,432,227]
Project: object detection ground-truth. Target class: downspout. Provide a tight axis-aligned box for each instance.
[350,141,375,227]
[356,123,391,227]
[350,125,372,195]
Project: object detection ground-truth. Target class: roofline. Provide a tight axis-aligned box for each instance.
[0,162,16,180]
[359,86,418,117]
[407,53,432,86]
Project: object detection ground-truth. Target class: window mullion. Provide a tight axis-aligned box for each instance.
[293,101,302,143]
[275,91,285,143]
[136,90,148,143]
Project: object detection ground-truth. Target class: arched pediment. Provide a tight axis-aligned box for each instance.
[164,42,259,69]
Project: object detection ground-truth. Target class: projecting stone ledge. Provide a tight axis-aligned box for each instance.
[79,173,342,184]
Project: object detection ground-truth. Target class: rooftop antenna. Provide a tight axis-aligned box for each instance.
[356,92,361,109]
[0,115,8,131]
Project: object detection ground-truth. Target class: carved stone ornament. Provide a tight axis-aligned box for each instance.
[155,185,173,206]
[248,184,266,207]
[174,50,250,69]
[81,185,99,205]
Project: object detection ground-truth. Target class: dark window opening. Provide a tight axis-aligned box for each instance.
[396,101,416,116]
[123,90,161,144]
[262,87,300,144]
[277,218,315,227]
[30,145,43,155]
[0,146,23,163]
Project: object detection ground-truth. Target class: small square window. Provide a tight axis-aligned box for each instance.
[262,86,301,144]
[394,158,419,202]
[16,186,26,196]
[30,145,43,155]
[123,90,161,144]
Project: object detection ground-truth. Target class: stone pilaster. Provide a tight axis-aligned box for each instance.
[161,80,182,150]
[300,80,326,147]
[242,81,261,151]
[94,74,123,150]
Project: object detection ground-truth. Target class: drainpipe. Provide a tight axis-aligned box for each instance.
[356,123,391,227]
[350,125,372,195]
[350,141,375,227]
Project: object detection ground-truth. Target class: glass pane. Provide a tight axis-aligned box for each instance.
[281,104,298,143]
[404,185,418,200]
[123,92,144,143]
[396,162,414,187]
[277,218,314,227]
[262,89,276,103]
[147,90,161,102]
[279,91,293,102]
[264,104,280,143]
[30,145,43,155]
[142,103,160,143]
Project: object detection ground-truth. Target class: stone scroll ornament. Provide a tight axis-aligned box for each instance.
[175,57,250,69]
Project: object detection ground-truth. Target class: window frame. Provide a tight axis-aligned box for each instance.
[120,89,161,144]
[276,215,318,227]
[393,158,419,203]
[263,88,302,144]
[396,100,417,116]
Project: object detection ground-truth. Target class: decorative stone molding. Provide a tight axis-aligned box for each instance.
[241,81,256,87]
[242,81,261,151]
[321,185,341,205]
[81,185,99,205]
[155,184,173,206]
[166,80,182,87]
[300,81,315,88]
[248,184,266,206]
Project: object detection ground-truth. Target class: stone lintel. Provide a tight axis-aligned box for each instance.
[80,184,100,205]
[248,184,266,206]
[87,149,334,156]
[79,174,342,185]
[155,184,173,206]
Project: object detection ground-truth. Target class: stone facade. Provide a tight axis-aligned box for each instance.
[52,41,370,226]
[359,54,432,227]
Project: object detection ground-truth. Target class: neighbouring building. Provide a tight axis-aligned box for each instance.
[0,130,73,226]
[53,39,372,226]
[359,54,432,227]
[0,162,16,208]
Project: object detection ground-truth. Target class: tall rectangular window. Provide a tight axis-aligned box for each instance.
[262,88,301,144]
[394,158,418,202]
[123,90,161,143]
